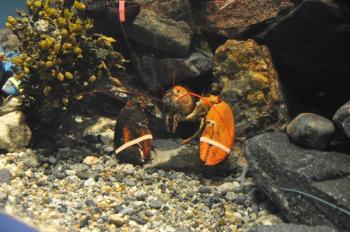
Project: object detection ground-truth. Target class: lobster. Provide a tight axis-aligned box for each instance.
[113,85,235,166]
[162,86,235,166]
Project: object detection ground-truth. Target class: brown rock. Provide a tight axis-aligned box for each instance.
[192,0,294,37]
[0,111,31,152]
[213,39,288,141]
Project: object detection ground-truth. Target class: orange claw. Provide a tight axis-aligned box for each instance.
[200,102,235,166]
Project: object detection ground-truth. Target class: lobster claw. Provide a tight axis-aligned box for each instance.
[200,102,235,166]
[114,97,153,165]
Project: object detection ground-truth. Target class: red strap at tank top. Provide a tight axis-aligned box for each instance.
[119,0,125,22]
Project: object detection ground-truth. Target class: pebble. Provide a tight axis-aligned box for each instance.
[119,207,136,216]
[109,214,127,227]
[135,191,148,201]
[149,199,163,209]
[58,205,68,213]
[145,210,157,217]
[74,163,89,173]
[217,182,239,193]
[130,215,146,225]
[48,156,57,165]
[24,155,39,168]
[114,205,125,213]
[198,186,212,194]
[83,156,100,166]
[225,192,237,201]
[103,146,114,154]
[124,179,136,186]
[0,192,7,202]
[77,171,90,180]
[0,169,12,184]
[80,216,90,228]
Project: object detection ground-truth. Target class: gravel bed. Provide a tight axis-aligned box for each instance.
[0,145,282,232]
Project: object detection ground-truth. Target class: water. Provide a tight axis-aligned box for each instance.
[0,0,26,28]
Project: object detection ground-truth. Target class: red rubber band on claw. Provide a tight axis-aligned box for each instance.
[119,0,126,23]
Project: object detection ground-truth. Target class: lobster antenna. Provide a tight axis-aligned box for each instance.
[280,188,350,216]
[157,82,166,95]
[172,69,176,88]
[176,92,233,142]
[77,88,163,102]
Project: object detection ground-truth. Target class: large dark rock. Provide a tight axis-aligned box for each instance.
[125,0,195,56]
[245,132,350,231]
[287,113,335,150]
[213,39,288,141]
[192,0,295,38]
[333,101,350,140]
[256,0,350,116]
[131,39,213,93]
[249,223,338,232]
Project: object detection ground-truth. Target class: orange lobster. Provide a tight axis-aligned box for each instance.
[162,86,235,166]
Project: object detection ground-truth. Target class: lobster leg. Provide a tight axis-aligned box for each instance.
[181,118,206,144]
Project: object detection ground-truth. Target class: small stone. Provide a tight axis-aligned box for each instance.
[114,205,125,213]
[24,154,39,168]
[145,210,157,217]
[256,215,283,225]
[100,129,114,145]
[176,228,191,232]
[101,185,112,193]
[169,173,177,180]
[14,166,25,177]
[144,178,153,185]
[74,163,89,173]
[225,192,237,201]
[37,177,47,186]
[198,186,212,194]
[135,191,148,201]
[124,178,136,186]
[217,182,239,193]
[77,171,90,180]
[103,146,114,153]
[86,200,96,207]
[122,164,135,174]
[0,192,7,202]
[58,205,68,213]
[109,214,127,226]
[74,163,90,179]
[80,216,90,228]
[83,156,100,166]
[232,212,243,224]
[119,207,137,216]
[48,156,57,165]
[0,169,12,184]
[130,215,146,225]
[287,113,335,150]
[149,199,163,209]
[158,169,166,176]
